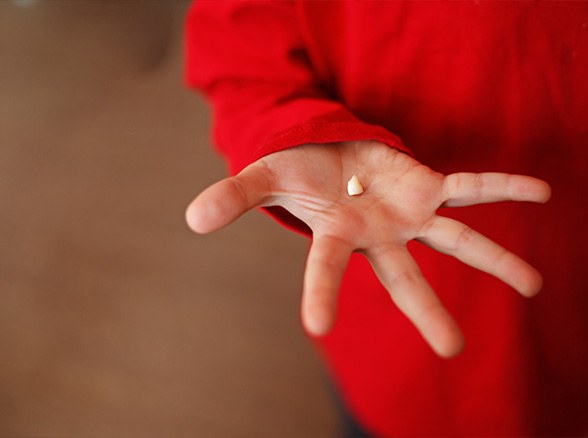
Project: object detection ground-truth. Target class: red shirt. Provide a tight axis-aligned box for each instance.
[185,2,588,435]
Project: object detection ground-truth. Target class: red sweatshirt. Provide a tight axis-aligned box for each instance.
[185,2,588,436]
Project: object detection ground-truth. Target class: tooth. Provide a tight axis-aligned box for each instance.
[347,174,364,196]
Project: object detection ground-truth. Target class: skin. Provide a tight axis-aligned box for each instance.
[185,141,551,358]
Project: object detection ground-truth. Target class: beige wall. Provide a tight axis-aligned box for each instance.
[0,1,337,436]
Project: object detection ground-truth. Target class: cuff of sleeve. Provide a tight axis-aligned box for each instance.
[228,108,411,174]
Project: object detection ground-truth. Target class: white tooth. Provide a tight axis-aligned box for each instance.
[347,174,364,196]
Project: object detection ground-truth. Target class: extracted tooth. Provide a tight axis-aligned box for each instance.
[347,174,364,196]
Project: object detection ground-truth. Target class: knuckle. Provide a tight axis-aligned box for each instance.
[474,174,485,198]
[390,269,422,287]
[317,254,341,271]
[418,217,436,238]
[493,247,513,271]
[229,177,250,208]
[453,226,475,250]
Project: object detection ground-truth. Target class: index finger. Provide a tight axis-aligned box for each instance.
[301,234,353,336]
[442,173,551,207]
[185,161,273,234]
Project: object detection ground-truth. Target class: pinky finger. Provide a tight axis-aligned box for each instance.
[442,172,551,207]
[302,235,354,336]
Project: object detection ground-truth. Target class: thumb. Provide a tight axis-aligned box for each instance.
[185,162,273,234]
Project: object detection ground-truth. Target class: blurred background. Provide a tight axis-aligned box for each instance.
[0,1,337,436]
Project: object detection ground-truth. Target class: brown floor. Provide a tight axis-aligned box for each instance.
[0,1,338,436]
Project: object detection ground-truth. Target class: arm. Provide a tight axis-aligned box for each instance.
[185,2,551,358]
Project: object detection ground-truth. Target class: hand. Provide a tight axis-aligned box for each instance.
[185,141,551,357]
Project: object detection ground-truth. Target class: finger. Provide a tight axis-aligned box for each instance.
[442,173,551,207]
[185,162,273,234]
[418,216,543,297]
[368,246,464,358]
[302,235,353,336]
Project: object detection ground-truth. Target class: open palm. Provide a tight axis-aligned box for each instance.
[186,141,551,357]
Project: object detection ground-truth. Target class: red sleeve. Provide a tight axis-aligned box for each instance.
[184,0,409,233]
